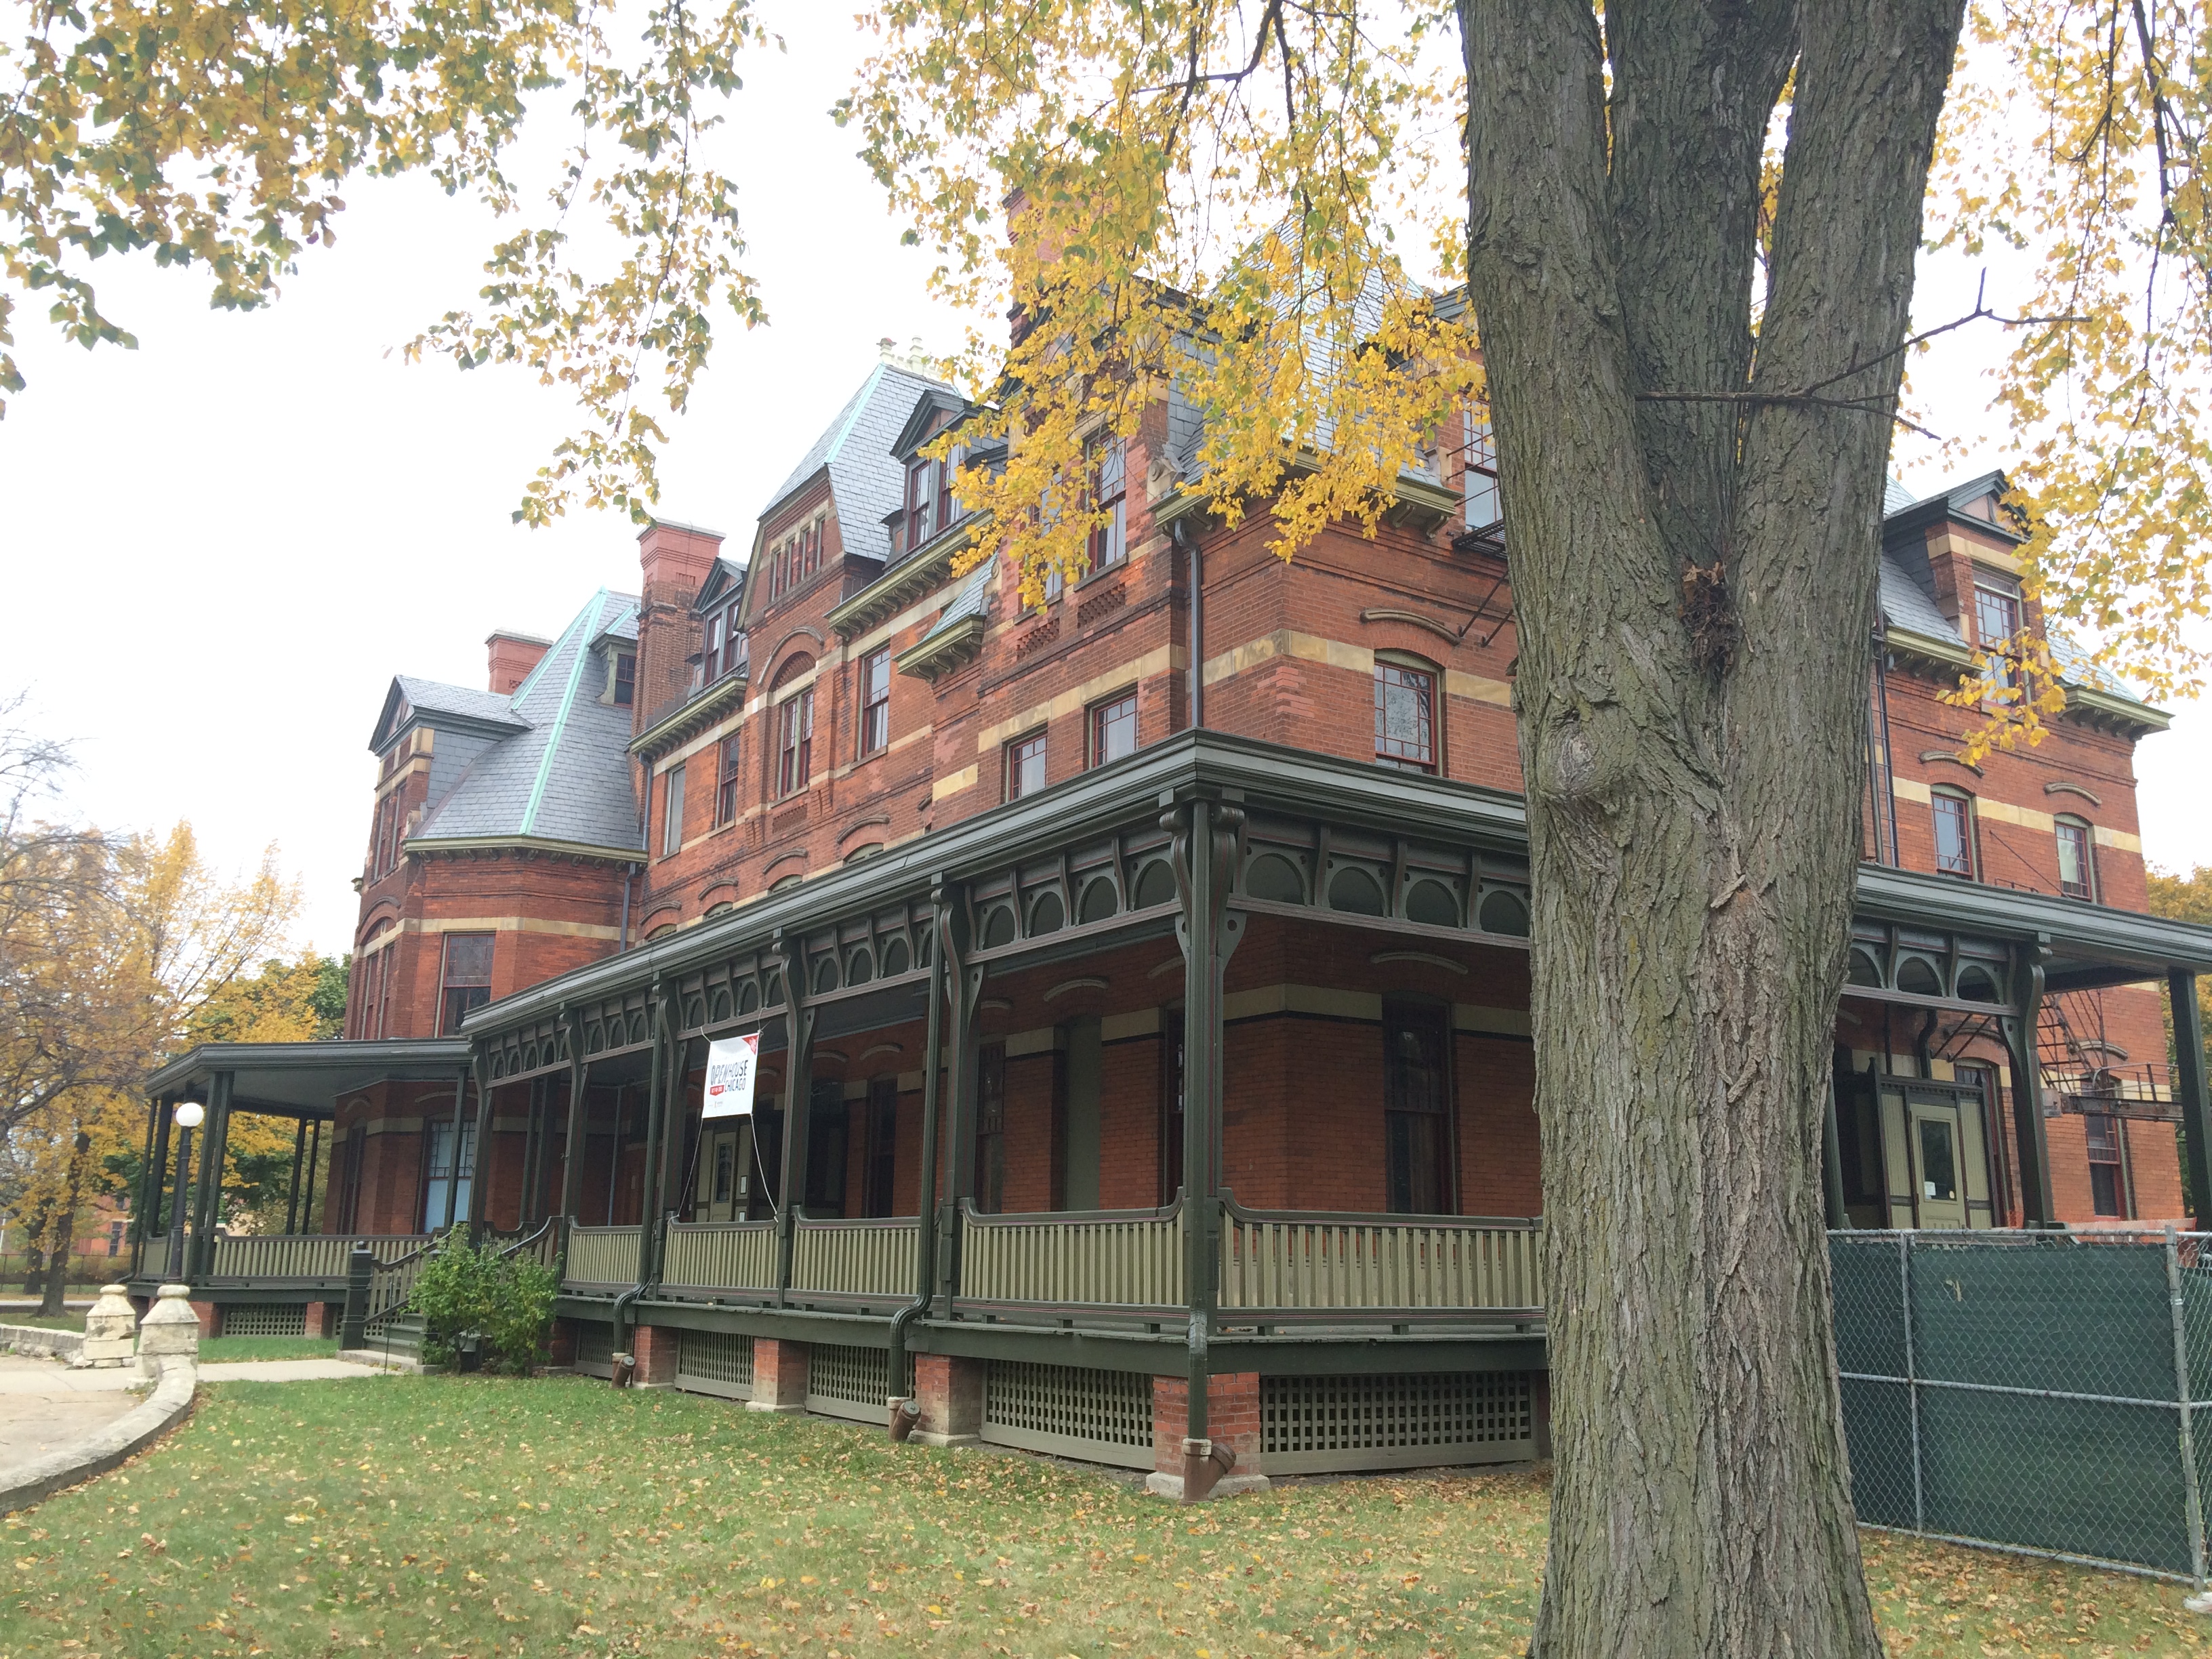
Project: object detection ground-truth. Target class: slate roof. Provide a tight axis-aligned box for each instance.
[763,362,959,565]
[379,677,527,741]
[411,588,646,854]
[916,558,997,647]
[1877,554,1958,642]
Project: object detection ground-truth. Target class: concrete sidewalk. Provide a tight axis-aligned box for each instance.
[0,1353,380,1395]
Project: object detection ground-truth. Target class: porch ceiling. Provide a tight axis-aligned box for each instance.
[145,1038,471,1113]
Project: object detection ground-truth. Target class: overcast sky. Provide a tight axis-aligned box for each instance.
[3,13,2208,956]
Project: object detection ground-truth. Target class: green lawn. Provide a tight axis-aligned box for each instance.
[1,1375,2202,1658]
[198,1335,341,1364]
[0,1314,81,1332]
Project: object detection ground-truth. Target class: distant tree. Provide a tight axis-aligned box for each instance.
[1,700,300,1311]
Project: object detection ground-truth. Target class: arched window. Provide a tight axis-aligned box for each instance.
[773,654,816,798]
[1374,653,1440,774]
[1931,789,1975,879]
[2055,816,2097,901]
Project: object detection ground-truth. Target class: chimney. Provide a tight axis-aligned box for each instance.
[486,630,552,695]
[635,518,726,731]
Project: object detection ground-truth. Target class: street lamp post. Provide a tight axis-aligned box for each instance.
[166,1101,204,1284]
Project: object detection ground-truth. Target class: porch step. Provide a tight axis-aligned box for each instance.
[361,1312,424,1363]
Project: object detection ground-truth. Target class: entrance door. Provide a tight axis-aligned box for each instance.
[695,1124,749,1222]
[1908,1100,1970,1229]
[1875,1076,1997,1229]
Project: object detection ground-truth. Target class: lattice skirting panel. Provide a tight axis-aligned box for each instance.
[220,1304,308,1338]
[805,1343,912,1425]
[981,1361,1155,1470]
[675,1330,754,1401]
[1260,1371,1536,1475]
[573,1319,616,1379]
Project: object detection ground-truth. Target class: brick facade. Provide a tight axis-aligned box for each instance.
[321,350,2187,1244]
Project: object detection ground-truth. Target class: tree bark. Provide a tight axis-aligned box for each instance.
[1459,1,1964,1653]
[40,1131,92,1317]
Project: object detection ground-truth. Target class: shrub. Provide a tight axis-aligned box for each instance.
[410,1235,557,1374]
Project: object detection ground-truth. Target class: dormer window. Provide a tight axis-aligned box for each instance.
[1973,573,2022,689]
[701,598,745,684]
[905,455,939,552]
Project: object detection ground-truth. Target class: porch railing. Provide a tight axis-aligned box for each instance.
[957,1199,1185,1311]
[792,1214,919,1300]
[206,1234,358,1282]
[1218,1197,1544,1319]
[563,1224,644,1290]
[363,1238,437,1337]
[660,1220,776,1296]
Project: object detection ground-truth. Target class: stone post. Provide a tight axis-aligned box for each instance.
[137,1284,202,1382]
[77,1284,138,1368]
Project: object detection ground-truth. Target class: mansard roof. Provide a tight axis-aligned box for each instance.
[370,677,529,752]
[760,359,959,565]
[408,588,646,857]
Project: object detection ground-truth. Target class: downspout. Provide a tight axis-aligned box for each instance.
[619,861,636,953]
[888,895,949,1441]
[1174,518,1203,732]
[622,983,672,1357]
[1873,620,1900,867]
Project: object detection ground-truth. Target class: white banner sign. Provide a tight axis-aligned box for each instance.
[702,1033,760,1120]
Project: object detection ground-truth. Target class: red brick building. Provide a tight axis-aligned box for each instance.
[138,340,2212,1486]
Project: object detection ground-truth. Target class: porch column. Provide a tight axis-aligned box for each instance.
[773,933,817,1300]
[136,1093,170,1277]
[1172,794,1244,1458]
[284,1118,308,1234]
[913,884,950,1310]
[2005,938,2057,1226]
[653,1031,695,1277]
[1821,1075,1851,1230]
[2171,968,2212,1229]
[441,1067,469,1232]
[634,983,675,1285]
[189,1071,234,1279]
[467,1046,497,1235]
[932,890,983,1316]
[301,1119,321,1232]
[558,1009,592,1231]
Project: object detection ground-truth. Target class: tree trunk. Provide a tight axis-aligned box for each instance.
[40,1132,92,1317]
[20,1201,49,1296]
[1460,1,1964,1653]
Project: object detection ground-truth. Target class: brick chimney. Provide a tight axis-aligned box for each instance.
[486,630,552,695]
[636,519,726,731]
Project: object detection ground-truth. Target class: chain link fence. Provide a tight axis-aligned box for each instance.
[1831,1228,2212,1585]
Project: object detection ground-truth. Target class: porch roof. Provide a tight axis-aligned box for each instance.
[146,1038,471,1117]
[457,729,2212,1043]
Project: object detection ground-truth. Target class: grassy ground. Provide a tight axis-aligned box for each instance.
[198,1335,340,1364]
[1,1375,2203,1658]
[0,1314,81,1332]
